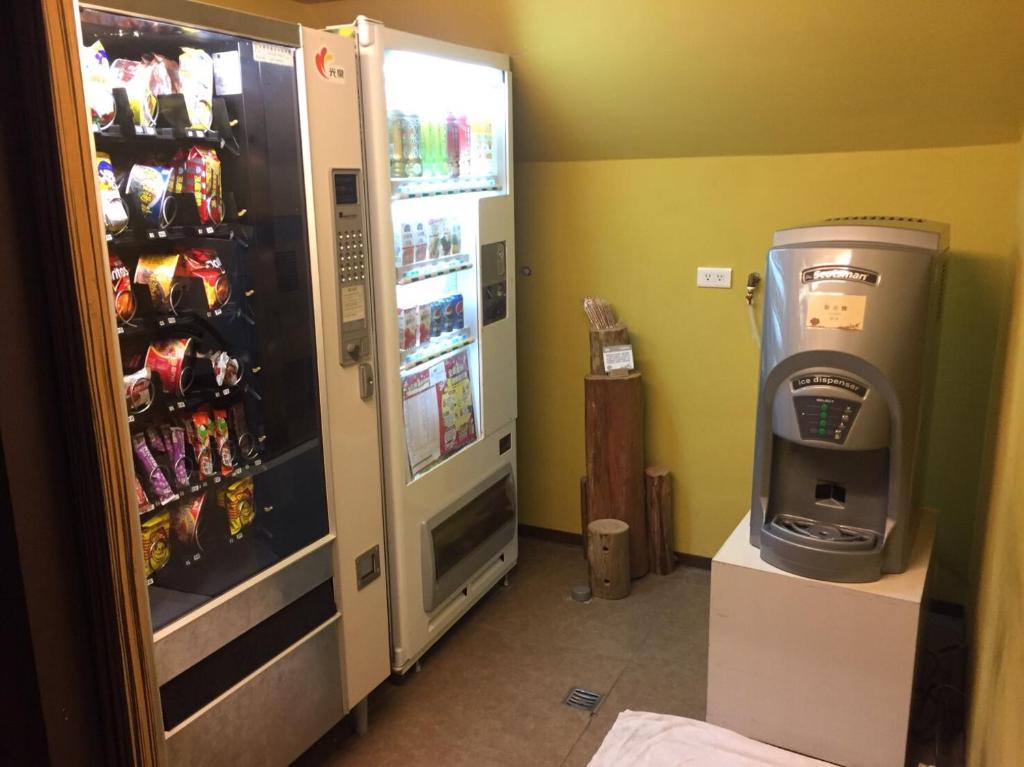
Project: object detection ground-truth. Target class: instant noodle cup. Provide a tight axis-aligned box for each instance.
[145,338,194,396]
[141,512,171,577]
[110,58,158,128]
[126,164,177,229]
[178,48,214,131]
[109,253,136,321]
[97,155,129,236]
[81,41,116,130]
[123,367,154,414]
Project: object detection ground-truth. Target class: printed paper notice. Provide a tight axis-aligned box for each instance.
[806,293,867,331]
[340,284,365,323]
[253,42,294,67]
[213,51,242,95]
[403,388,440,472]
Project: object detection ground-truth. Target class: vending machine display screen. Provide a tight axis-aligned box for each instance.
[334,173,358,205]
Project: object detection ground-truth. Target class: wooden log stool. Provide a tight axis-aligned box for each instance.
[587,519,631,600]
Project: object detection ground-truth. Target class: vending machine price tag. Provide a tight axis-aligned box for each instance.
[190,484,200,493]
[213,476,222,484]
[146,577,154,586]
[254,459,262,467]
[127,415,135,423]
[193,553,201,562]
[167,317,176,325]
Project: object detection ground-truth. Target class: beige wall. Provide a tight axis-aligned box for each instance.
[967,135,1024,765]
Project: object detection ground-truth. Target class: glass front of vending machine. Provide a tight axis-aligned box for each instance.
[383,49,509,478]
[78,5,339,749]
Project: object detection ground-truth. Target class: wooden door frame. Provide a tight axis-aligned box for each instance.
[5,0,164,763]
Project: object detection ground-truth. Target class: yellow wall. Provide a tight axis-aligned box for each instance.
[516,144,1019,602]
[967,138,1024,766]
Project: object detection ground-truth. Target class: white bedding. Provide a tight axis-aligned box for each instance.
[587,711,835,767]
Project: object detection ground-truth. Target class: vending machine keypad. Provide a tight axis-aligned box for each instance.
[332,170,370,366]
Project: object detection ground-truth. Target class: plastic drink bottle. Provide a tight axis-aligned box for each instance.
[446,113,460,177]
[388,110,405,177]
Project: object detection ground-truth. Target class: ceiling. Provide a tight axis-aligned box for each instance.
[220,0,1024,162]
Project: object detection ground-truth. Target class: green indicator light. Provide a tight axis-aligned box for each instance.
[819,418,827,426]
[818,428,826,435]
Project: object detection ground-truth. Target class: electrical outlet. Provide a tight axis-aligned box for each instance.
[697,267,733,289]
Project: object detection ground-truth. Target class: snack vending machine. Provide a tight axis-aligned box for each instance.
[77,2,387,762]
[333,18,518,673]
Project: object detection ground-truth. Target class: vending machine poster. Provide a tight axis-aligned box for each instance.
[402,349,477,475]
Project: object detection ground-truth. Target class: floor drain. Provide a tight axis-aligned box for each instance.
[564,687,604,713]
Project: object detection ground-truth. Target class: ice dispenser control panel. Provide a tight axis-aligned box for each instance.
[332,170,369,366]
[793,396,862,445]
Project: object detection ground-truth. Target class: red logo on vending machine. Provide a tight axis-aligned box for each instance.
[314,46,345,82]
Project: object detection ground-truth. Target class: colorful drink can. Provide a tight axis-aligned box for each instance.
[443,294,462,333]
[397,307,408,352]
[428,218,442,259]
[141,512,171,577]
[126,164,177,229]
[145,338,194,395]
[453,293,465,330]
[429,300,444,337]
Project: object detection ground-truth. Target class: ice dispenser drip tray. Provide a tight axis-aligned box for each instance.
[770,514,878,551]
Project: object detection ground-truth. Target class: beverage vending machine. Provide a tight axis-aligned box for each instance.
[76,2,388,762]
[325,17,518,674]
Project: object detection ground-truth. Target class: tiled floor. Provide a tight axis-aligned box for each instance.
[296,536,710,766]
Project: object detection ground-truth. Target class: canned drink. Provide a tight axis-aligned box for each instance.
[429,300,444,338]
[96,153,128,235]
[443,294,459,333]
[110,254,136,322]
[126,164,177,229]
[388,111,406,177]
[403,114,423,177]
[145,338,195,395]
[135,254,185,313]
[453,293,465,330]
[123,367,154,414]
[418,304,431,345]
[403,307,419,350]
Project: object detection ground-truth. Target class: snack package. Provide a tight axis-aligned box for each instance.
[162,424,190,490]
[178,48,214,130]
[110,58,158,127]
[219,476,253,536]
[170,146,223,225]
[133,432,175,505]
[171,493,204,546]
[134,473,151,510]
[110,254,136,321]
[143,53,180,101]
[81,41,116,129]
[145,338,194,396]
[186,409,216,480]
[229,402,257,460]
[178,248,230,308]
[97,155,129,236]
[134,253,182,312]
[140,511,171,577]
[212,408,235,475]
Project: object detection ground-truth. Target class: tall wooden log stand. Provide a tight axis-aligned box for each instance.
[584,372,648,578]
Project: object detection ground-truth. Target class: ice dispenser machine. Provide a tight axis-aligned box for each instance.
[749,217,948,582]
